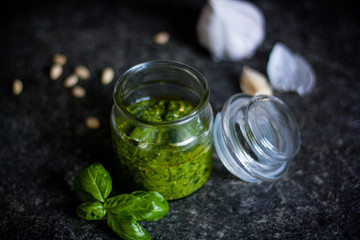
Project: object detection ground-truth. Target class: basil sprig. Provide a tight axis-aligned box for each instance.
[73,162,169,239]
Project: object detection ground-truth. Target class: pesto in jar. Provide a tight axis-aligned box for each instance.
[111,97,212,200]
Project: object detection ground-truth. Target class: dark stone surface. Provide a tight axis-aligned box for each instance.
[1,0,359,239]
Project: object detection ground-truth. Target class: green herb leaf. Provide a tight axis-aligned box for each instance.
[107,213,151,240]
[76,201,107,220]
[129,191,169,222]
[73,162,112,203]
[104,194,140,214]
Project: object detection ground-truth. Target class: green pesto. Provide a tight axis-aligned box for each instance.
[112,97,212,200]
[126,98,194,122]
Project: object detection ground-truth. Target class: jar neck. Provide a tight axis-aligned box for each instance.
[113,61,210,127]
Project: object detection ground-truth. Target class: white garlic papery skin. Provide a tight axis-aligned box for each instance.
[196,0,265,62]
[267,43,316,96]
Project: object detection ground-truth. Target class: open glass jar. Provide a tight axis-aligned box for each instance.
[111,60,301,200]
[111,61,214,200]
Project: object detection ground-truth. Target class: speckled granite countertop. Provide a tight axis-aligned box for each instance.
[1,0,359,239]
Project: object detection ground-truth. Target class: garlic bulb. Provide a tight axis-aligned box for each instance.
[267,43,316,96]
[196,0,265,62]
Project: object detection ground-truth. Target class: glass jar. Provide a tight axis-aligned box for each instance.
[110,61,214,200]
[214,94,301,182]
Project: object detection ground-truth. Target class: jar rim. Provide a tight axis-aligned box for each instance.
[113,60,210,127]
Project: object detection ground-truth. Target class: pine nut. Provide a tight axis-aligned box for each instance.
[74,65,90,80]
[50,64,63,80]
[101,67,115,85]
[72,86,86,98]
[153,31,170,45]
[86,117,100,129]
[12,79,23,95]
[64,74,79,88]
[52,53,67,65]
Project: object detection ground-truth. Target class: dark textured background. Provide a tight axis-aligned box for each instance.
[1,0,359,239]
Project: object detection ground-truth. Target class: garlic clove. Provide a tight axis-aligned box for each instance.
[267,42,316,96]
[240,65,273,96]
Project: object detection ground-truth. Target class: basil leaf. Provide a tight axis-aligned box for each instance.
[129,191,169,222]
[107,213,151,240]
[76,201,107,220]
[104,194,140,214]
[73,162,112,203]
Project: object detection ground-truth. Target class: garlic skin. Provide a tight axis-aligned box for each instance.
[240,66,273,96]
[267,43,316,96]
[196,0,265,62]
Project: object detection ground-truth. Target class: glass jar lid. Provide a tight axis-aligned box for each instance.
[214,94,301,182]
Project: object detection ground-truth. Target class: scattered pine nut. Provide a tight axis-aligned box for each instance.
[50,64,63,80]
[240,65,273,96]
[64,74,79,88]
[86,117,100,129]
[12,79,23,96]
[101,67,115,85]
[153,31,170,45]
[74,65,90,80]
[52,53,67,65]
[72,86,86,98]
